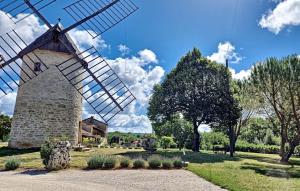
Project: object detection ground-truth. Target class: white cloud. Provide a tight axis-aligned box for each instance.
[207,41,243,65]
[138,49,158,64]
[0,92,16,116]
[229,68,252,80]
[118,44,130,56]
[68,29,107,50]
[259,0,300,34]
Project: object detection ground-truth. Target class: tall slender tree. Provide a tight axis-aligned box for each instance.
[251,56,300,162]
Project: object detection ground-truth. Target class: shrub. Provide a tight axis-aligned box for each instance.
[103,156,117,169]
[235,141,280,154]
[148,156,161,169]
[162,159,172,169]
[120,157,131,168]
[87,155,105,169]
[173,158,183,169]
[295,146,300,157]
[5,158,20,171]
[133,159,145,169]
[201,132,228,150]
[40,138,60,166]
[142,134,159,153]
[160,136,175,149]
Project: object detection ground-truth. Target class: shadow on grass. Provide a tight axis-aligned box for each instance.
[237,153,300,166]
[16,169,48,176]
[118,150,240,164]
[241,162,300,178]
[0,147,39,157]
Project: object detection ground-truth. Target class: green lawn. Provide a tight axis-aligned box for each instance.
[1,142,300,191]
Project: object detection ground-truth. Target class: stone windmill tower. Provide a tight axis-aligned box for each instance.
[0,0,138,149]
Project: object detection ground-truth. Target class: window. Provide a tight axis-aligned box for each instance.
[34,62,41,72]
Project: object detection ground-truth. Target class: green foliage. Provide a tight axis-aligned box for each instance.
[240,118,279,145]
[295,146,300,157]
[160,136,175,149]
[162,159,173,169]
[235,140,280,154]
[40,138,60,166]
[153,115,193,150]
[264,129,279,145]
[120,157,131,168]
[87,155,105,169]
[148,48,239,152]
[250,55,300,162]
[0,115,11,141]
[142,134,159,152]
[103,156,117,169]
[148,156,162,169]
[201,132,228,150]
[108,132,141,145]
[173,158,183,168]
[5,158,20,171]
[133,159,145,169]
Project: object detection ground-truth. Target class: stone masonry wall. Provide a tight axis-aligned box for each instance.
[9,49,83,149]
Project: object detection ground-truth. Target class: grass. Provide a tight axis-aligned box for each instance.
[0,142,300,191]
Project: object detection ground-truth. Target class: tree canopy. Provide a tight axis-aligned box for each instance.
[148,48,239,152]
[250,55,300,162]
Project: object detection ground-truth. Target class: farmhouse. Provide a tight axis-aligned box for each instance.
[79,116,108,143]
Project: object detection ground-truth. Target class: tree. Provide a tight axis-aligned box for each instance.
[215,80,259,156]
[0,114,12,141]
[160,136,174,149]
[148,48,238,152]
[152,115,193,150]
[250,56,300,162]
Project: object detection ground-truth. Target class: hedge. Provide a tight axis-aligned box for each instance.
[235,142,280,154]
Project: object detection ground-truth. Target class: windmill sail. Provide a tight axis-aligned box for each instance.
[56,46,135,123]
[0,0,56,24]
[63,0,138,38]
[0,30,48,96]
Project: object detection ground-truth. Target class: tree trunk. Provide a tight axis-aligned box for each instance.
[228,126,235,157]
[280,144,295,163]
[192,119,200,152]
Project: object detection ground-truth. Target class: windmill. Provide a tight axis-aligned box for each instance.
[0,0,138,148]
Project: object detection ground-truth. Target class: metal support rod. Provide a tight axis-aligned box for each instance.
[61,0,120,34]
[24,0,52,28]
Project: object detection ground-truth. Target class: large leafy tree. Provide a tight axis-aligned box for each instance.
[148,48,239,152]
[250,56,300,162]
[0,114,12,141]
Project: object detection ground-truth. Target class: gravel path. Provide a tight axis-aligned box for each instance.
[0,169,226,191]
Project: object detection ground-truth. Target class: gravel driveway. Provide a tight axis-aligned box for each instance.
[0,169,226,191]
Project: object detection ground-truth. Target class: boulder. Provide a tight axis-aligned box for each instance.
[46,141,71,171]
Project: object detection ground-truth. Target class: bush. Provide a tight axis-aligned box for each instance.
[5,158,20,171]
[295,146,300,157]
[40,139,60,166]
[120,157,131,168]
[87,155,105,169]
[235,140,280,154]
[173,159,183,169]
[148,156,161,169]
[103,156,117,169]
[133,159,145,169]
[160,136,175,149]
[142,134,159,153]
[162,159,173,169]
[201,132,228,150]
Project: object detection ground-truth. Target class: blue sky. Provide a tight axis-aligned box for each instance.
[0,0,300,133]
[41,0,300,72]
